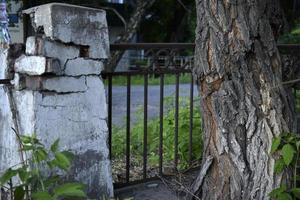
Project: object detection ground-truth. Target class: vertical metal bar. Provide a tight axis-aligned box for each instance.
[174,73,179,171]
[159,74,164,176]
[189,73,194,166]
[9,179,13,200]
[293,0,297,19]
[143,74,148,180]
[126,75,131,183]
[108,75,112,160]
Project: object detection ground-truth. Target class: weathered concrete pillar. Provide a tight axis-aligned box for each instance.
[0,3,113,199]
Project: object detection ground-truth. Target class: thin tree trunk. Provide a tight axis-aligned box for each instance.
[106,0,155,72]
[194,0,296,199]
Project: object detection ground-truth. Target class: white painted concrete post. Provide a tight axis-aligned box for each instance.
[0,3,113,199]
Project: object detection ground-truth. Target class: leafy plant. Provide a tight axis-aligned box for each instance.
[279,21,300,44]
[112,96,202,171]
[0,134,87,200]
[269,134,300,200]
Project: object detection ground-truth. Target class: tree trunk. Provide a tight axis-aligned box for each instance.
[194,0,296,199]
[106,0,156,72]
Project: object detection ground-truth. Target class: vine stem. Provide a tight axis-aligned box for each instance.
[294,149,299,189]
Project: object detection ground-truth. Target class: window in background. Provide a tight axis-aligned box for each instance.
[107,0,124,4]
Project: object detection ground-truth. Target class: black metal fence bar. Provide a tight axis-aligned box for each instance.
[143,74,148,180]
[126,75,131,183]
[174,73,179,170]
[0,79,11,85]
[159,74,164,176]
[110,43,300,52]
[103,69,191,76]
[108,75,112,160]
[110,43,195,50]
[189,74,194,166]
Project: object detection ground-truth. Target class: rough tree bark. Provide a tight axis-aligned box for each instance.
[194,0,296,199]
[106,0,155,72]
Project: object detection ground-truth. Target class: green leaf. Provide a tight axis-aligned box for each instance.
[54,183,86,198]
[287,136,295,143]
[0,168,18,185]
[278,192,293,200]
[32,191,53,200]
[271,137,281,153]
[51,139,60,153]
[14,186,25,200]
[34,148,48,162]
[22,144,34,151]
[61,151,75,162]
[274,158,285,174]
[296,141,300,151]
[18,167,29,182]
[291,188,300,198]
[282,144,295,165]
[44,175,61,188]
[269,187,284,198]
[20,135,32,144]
[54,152,71,170]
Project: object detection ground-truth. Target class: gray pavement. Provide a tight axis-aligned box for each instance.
[105,84,199,127]
[115,180,181,200]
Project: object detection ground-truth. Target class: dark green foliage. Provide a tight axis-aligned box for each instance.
[112,96,202,170]
[279,21,300,44]
[269,134,300,200]
[0,135,87,200]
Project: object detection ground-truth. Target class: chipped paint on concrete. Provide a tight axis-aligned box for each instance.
[0,87,21,173]
[0,49,8,79]
[1,3,113,198]
[64,58,104,76]
[14,55,47,75]
[26,36,80,66]
[42,76,88,93]
[24,3,110,59]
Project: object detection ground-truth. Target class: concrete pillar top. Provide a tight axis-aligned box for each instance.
[23,3,110,59]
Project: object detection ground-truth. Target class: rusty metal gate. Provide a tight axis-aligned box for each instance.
[102,43,198,188]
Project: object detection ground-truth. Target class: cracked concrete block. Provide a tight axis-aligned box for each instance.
[24,76,87,93]
[26,36,80,66]
[64,58,104,76]
[14,55,60,76]
[24,3,110,59]
[0,49,8,79]
[43,76,87,93]
[9,75,113,197]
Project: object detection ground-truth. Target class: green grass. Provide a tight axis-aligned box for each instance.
[112,96,202,171]
[279,21,300,44]
[296,91,300,117]
[105,74,192,86]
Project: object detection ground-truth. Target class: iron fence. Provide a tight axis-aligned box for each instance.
[102,43,196,187]
[1,43,299,188]
[102,43,300,187]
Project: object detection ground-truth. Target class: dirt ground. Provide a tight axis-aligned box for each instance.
[114,168,200,200]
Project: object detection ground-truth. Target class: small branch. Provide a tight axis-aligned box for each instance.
[6,86,25,164]
[282,78,300,86]
[187,156,213,200]
[176,0,190,12]
[98,6,127,30]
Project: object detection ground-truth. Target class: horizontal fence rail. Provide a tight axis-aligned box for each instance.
[0,79,11,85]
[103,43,300,188]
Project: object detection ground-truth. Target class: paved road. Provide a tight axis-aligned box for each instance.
[105,84,199,127]
[115,180,181,200]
